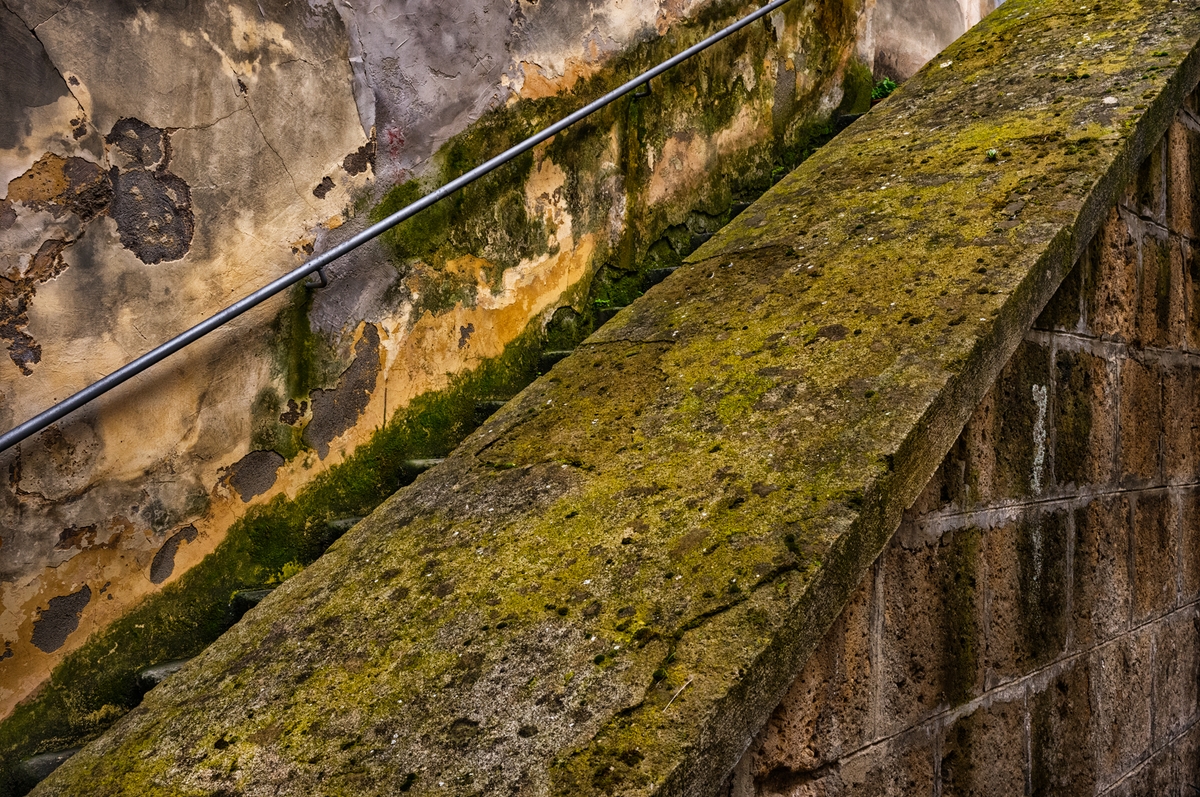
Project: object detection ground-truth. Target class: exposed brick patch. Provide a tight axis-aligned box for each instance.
[227,450,285,502]
[303,324,382,459]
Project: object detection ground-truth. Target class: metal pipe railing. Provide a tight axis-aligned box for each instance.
[0,0,796,454]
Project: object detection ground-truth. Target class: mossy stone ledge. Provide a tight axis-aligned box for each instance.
[34,0,1200,794]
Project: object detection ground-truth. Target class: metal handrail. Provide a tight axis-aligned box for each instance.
[0,0,796,454]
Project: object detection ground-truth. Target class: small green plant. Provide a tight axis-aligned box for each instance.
[986,149,999,161]
[266,561,304,585]
[871,77,898,101]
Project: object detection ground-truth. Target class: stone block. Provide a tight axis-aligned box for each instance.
[1086,206,1138,341]
[1186,239,1200,353]
[1135,232,1184,348]
[1053,348,1116,489]
[1182,488,1200,603]
[1105,747,1179,797]
[1127,137,1165,223]
[906,463,950,519]
[934,391,997,511]
[835,727,935,797]
[1035,257,1083,332]
[1118,356,1162,486]
[984,510,1069,683]
[1169,715,1200,791]
[1132,491,1177,622]
[1169,236,1190,348]
[939,696,1026,797]
[1072,496,1131,647]
[992,340,1054,500]
[880,528,984,736]
[1091,630,1153,788]
[1163,362,1200,484]
[1031,659,1095,796]
[750,573,873,778]
[936,344,1056,509]
[1152,606,1200,746]
[1167,117,1200,239]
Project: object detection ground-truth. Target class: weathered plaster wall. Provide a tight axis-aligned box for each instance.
[22,0,1200,794]
[0,0,996,734]
[0,0,373,711]
[729,97,1200,793]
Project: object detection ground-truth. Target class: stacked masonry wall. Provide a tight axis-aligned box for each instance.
[733,90,1200,796]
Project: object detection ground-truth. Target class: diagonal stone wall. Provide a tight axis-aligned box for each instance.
[3,0,923,737]
[730,100,1200,792]
[24,0,1200,794]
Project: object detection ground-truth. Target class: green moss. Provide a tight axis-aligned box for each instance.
[362,0,853,333]
[250,388,302,460]
[372,180,452,264]
[370,129,546,284]
[24,0,1190,790]
[838,60,875,116]
[272,285,337,402]
[0,317,550,773]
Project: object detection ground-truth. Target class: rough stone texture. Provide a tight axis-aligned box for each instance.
[1131,491,1176,622]
[0,0,1000,730]
[880,528,984,735]
[29,0,1200,795]
[1118,356,1162,485]
[733,60,1200,796]
[1072,496,1132,647]
[1151,606,1200,747]
[939,697,1026,797]
[1030,662,1096,796]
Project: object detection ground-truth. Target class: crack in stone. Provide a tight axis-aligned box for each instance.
[30,0,74,31]
[242,92,312,210]
[13,4,89,126]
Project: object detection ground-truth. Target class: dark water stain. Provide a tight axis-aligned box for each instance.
[109,167,194,264]
[105,117,166,170]
[149,525,199,585]
[0,5,68,151]
[228,450,285,502]
[303,324,382,459]
[30,585,92,653]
